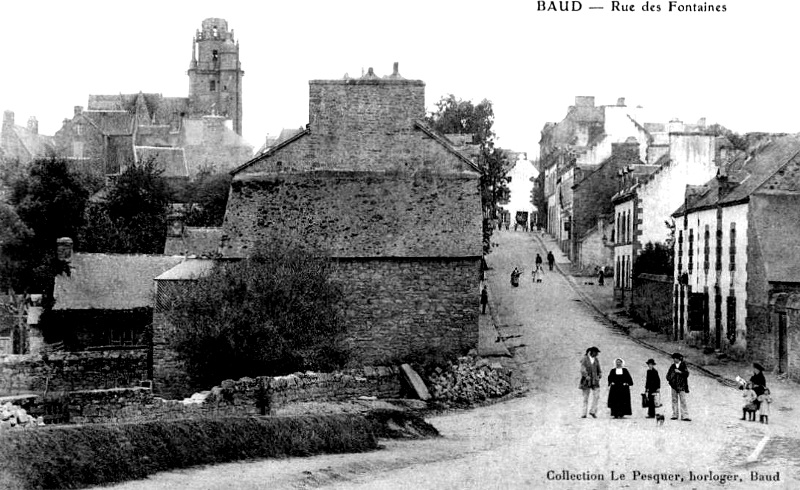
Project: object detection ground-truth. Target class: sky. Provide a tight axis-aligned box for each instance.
[3,0,799,159]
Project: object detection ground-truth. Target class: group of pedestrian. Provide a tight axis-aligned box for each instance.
[579,348,692,421]
[739,362,772,424]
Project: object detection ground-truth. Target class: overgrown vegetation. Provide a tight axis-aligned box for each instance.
[166,237,349,390]
[0,414,377,489]
[632,241,674,277]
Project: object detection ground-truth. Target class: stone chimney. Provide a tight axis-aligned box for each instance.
[74,106,83,117]
[616,97,626,106]
[308,62,424,138]
[167,211,185,237]
[668,119,685,134]
[574,96,595,107]
[27,116,38,134]
[697,117,707,128]
[717,172,738,197]
[2,110,13,129]
[56,237,73,263]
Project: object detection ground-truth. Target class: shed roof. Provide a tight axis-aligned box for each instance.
[53,254,185,310]
[163,227,223,256]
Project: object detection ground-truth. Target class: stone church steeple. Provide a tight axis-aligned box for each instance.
[187,18,244,135]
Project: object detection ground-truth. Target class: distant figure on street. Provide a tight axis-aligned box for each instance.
[547,251,555,271]
[510,268,521,287]
[580,346,602,418]
[666,352,691,421]
[644,359,661,418]
[597,267,605,286]
[481,286,489,314]
[607,358,633,419]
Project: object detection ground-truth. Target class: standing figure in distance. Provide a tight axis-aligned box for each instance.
[666,352,691,421]
[481,285,489,315]
[644,359,661,418]
[607,358,633,419]
[579,346,602,418]
[547,251,555,271]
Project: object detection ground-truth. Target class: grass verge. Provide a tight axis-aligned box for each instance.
[0,414,377,489]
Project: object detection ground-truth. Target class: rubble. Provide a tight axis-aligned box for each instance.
[0,402,45,430]
[427,356,514,406]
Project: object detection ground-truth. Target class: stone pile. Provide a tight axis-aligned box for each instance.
[427,357,513,406]
[0,402,44,429]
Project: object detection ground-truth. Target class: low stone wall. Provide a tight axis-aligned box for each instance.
[630,274,673,334]
[16,366,402,425]
[0,349,149,396]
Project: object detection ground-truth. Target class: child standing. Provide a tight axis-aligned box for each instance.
[758,388,772,424]
[644,359,661,418]
[741,382,758,421]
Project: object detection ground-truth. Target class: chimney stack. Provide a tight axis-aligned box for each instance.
[617,97,626,106]
[2,110,13,128]
[56,237,73,263]
[74,106,83,117]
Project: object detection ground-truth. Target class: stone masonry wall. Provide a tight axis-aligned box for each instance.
[222,172,482,258]
[0,350,148,396]
[20,367,401,424]
[630,274,673,334]
[332,258,481,365]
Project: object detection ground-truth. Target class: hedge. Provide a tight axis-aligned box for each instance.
[0,414,377,489]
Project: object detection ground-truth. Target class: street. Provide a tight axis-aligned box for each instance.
[101,231,797,490]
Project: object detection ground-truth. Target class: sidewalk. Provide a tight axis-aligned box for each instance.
[532,230,800,429]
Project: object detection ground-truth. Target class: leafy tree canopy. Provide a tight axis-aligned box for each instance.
[165,237,349,389]
[632,241,674,277]
[81,159,171,254]
[8,158,92,292]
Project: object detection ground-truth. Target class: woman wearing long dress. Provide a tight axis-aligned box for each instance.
[607,358,634,419]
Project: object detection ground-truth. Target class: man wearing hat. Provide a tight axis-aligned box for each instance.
[579,347,602,418]
[644,359,661,418]
[666,352,691,421]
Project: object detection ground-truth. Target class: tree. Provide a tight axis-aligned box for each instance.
[9,158,92,292]
[632,241,674,278]
[181,168,232,227]
[81,159,171,254]
[0,203,33,291]
[425,95,511,254]
[165,237,349,389]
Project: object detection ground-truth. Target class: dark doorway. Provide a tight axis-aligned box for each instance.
[778,312,788,374]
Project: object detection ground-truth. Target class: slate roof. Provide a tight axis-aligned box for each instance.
[9,126,54,159]
[135,146,188,178]
[163,227,223,256]
[53,254,185,310]
[82,111,134,136]
[673,136,800,216]
[182,119,248,146]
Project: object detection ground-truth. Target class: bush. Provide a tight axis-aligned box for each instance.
[0,414,377,489]
[166,236,349,389]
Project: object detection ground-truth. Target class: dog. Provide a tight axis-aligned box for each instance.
[655,414,665,426]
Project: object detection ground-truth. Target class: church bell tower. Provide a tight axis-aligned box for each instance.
[187,18,244,135]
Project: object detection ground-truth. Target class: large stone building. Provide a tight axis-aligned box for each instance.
[151,64,484,396]
[672,135,800,378]
[53,18,251,179]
